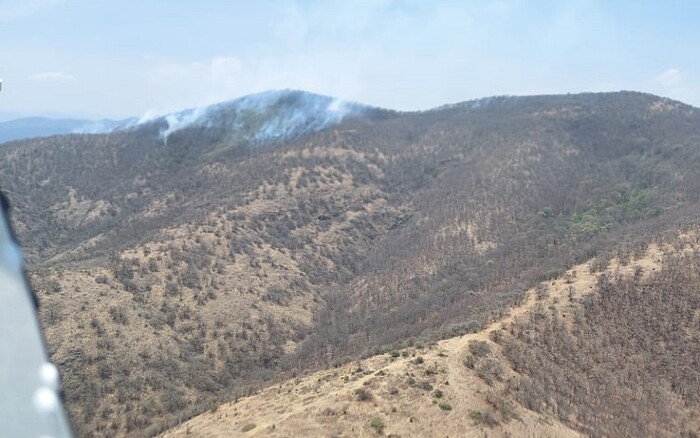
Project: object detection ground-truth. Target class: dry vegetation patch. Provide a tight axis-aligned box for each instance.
[162,229,700,437]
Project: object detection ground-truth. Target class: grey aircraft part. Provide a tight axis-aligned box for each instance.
[1,73,72,437]
[0,197,73,437]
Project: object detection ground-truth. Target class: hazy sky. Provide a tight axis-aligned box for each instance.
[1,0,699,120]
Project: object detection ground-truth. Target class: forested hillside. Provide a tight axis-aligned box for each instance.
[161,229,700,438]
[1,90,699,436]
[500,233,700,437]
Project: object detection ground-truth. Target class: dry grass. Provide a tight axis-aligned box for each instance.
[161,227,700,438]
[161,234,692,438]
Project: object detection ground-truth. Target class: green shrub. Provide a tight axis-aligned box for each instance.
[438,401,453,411]
[370,416,385,433]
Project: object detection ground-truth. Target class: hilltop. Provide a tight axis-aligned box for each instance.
[1,90,699,436]
[132,90,384,142]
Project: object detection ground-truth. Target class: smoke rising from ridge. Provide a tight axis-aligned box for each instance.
[137,90,367,143]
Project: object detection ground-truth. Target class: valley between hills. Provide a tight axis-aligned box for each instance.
[161,230,700,437]
[1,90,699,436]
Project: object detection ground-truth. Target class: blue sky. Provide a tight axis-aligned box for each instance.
[1,0,699,120]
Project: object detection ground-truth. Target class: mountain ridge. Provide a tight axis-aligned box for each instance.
[129,89,390,143]
[0,89,382,145]
[3,89,692,146]
[1,89,699,436]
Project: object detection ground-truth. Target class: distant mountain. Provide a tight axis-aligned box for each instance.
[0,116,135,144]
[0,90,382,147]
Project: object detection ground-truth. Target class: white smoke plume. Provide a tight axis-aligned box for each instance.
[133,90,367,143]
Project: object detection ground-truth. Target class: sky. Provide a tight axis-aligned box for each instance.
[1,0,699,120]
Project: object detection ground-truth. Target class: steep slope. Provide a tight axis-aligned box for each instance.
[2,91,700,436]
[498,231,700,437]
[161,229,699,437]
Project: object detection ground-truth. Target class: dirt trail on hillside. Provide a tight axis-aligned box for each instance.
[161,239,686,438]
